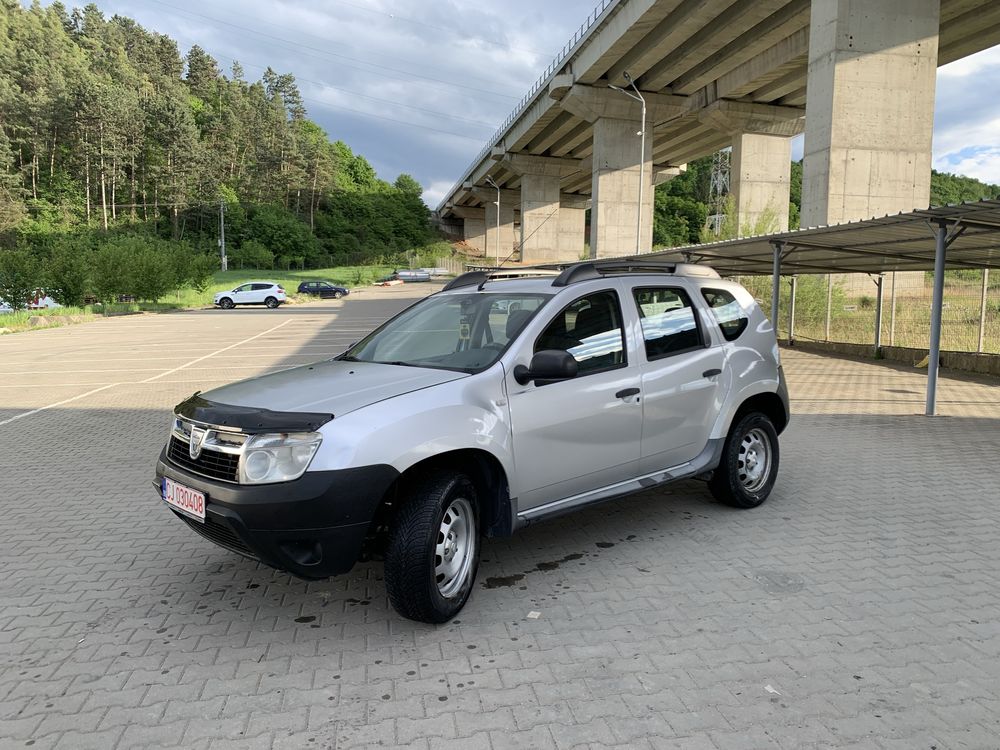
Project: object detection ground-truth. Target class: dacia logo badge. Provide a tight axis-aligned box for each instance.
[189,427,207,460]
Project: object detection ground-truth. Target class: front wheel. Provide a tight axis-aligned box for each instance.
[385,471,480,623]
[264,296,279,309]
[333,291,343,299]
[709,412,779,509]
[218,297,234,310]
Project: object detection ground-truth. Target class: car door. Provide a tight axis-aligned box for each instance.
[507,288,642,510]
[231,284,254,304]
[250,283,274,303]
[630,284,728,473]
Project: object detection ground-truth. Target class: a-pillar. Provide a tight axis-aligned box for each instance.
[698,101,804,235]
[801,0,939,226]
[502,154,582,264]
[553,81,686,257]
[450,206,486,255]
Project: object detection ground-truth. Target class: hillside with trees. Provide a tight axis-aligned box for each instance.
[0,0,435,308]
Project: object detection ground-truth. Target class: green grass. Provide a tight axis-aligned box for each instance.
[161,265,396,308]
[0,265,397,333]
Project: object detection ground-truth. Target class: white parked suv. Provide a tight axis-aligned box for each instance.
[214,282,286,309]
[156,261,788,622]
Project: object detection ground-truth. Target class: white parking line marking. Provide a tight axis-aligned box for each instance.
[141,320,293,384]
[0,384,120,427]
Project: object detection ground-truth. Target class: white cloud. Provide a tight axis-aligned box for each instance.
[934,147,1000,185]
[422,180,456,208]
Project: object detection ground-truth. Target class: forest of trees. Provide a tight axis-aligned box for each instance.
[0,0,435,300]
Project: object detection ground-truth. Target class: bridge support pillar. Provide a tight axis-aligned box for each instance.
[698,100,803,236]
[450,206,487,255]
[590,116,654,258]
[732,133,793,234]
[501,154,583,263]
[801,0,939,227]
[554,83,686,258]
[557,203,587,261]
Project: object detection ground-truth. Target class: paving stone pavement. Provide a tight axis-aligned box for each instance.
[1,288,999,750]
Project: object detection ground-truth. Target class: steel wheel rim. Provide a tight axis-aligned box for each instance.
[435,496,475,599]
[737,428,771,493]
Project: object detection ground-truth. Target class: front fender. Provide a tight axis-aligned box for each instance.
[308,368,514,482]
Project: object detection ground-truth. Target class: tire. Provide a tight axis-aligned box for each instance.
[384,470,480,623]
[219,297,234,310]
[333,291,343,299]
[264,296,279,309]
[709,412,779,509]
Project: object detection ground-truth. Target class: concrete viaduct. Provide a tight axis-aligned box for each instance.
[436,0,1000,265]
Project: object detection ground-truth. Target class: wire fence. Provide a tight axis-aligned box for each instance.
[735,271,1000,356]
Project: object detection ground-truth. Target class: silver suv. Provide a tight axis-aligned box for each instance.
[155,261,788,623]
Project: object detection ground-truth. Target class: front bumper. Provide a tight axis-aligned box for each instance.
[155,448,399,579]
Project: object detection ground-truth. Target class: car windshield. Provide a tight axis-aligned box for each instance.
[342,291,551,372]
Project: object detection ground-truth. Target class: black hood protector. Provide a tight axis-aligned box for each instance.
[175,393,333,432]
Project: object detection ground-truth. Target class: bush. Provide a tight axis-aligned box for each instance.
[238,240,274,269]
[91,238,138,303]
[0,249,40,310]
[189,254,218,292]
[45,241,91,307]
[131,248,174,302]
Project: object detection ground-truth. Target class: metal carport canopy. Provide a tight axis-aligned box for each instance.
[641,199,1000,416]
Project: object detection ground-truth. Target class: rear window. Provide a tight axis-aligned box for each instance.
[701,288,749,341]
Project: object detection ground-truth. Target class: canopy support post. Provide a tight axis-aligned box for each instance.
[873,273,884,357]
[926,222,948,416]
[978,269,989,354]
[825,274,833,341]
[770,241,783,334]
[889,272,897,346]
[788,275,798,345]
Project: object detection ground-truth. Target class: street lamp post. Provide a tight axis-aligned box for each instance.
[485,175,501,267]
[609,71,646,256]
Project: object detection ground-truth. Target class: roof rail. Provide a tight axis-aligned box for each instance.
[442,271,490,291]
[552,259,720,286]
[442,267,560,291]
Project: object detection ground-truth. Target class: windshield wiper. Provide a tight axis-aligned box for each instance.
[336,354,360,362]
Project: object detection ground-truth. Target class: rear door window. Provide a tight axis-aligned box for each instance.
[632,287,703,360]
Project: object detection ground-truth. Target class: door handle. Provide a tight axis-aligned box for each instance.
[615,387,640,399]
[703,369,722,378]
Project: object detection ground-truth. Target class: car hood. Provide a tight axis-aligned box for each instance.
[199,359,468,418]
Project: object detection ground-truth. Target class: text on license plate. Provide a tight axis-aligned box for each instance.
[163,477,206,521]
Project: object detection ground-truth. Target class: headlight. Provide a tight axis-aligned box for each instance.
[239,432,322,484]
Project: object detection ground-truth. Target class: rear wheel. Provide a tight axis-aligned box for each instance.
[264,296,279,309]
[385,470,480,623]
[709,412,779,509]
[219,297,234,309]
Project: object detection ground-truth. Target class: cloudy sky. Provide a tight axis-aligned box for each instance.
[35,0,1000,206]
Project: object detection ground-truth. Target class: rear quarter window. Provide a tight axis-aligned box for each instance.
[701,287,749,341]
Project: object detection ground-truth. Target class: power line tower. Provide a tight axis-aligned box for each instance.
[706,147,731,236]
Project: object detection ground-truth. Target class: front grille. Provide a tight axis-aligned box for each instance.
[179,513,258,560]
[167,436,239,482]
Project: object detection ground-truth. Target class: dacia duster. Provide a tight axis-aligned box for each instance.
[155,261,789,623]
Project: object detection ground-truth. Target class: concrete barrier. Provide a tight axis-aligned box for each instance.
[787,340,1000,377]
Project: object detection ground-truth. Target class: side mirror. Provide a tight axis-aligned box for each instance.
[513,349,578,385]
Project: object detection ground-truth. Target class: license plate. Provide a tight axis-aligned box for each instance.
[162,477,206,522]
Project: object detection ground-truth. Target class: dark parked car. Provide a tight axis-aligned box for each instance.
[297,281,349,299]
